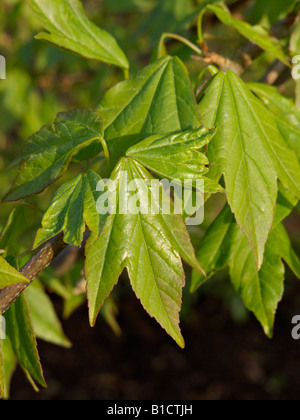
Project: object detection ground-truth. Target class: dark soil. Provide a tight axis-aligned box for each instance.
[8,276,300,401]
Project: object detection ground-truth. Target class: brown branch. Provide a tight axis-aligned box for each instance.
[202,52,245,75]
[0,233,67,315]
[201,14,296,75]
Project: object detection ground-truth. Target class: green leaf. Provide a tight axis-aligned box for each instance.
[229,224,285,338]
[85,158,204,348]
[269,223,300,279]
[249,83,300,161]
[199,71,300,268]
[6,109,104,202]
[192,205,300,337]
[98,56,201,166]
[34,170,105,248]
[127,127,219,183]
[26,281,71,348]
[191,205,235,291]
[192,187,299,291]
[274,183,299,227]
[28,0,129,70]
[0,337,17,400]
[206,4,290,67]
[127,127,223,221]
[0,257,29,289]
[5,294,46,389]
[191,184,298,292]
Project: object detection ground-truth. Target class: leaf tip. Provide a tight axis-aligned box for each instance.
[264,325,274,339]
[177,336,186,349]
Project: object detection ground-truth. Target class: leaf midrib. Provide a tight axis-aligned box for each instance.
[127,162,181,337]
[103,59,171,135]
[226,75,259,259]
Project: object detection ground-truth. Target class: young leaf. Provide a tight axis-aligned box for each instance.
[6,109,104,202]
[127,127,217,182]
[0,257,29,289]
[206,4,290,66]
[4,294,46,389]
[85,158,204,348]
[127,127,223,200]
[34,170,105,248]
[98,56,201,166]
[28,0,129,70]
[199,71,300,268]
[26,281,71,348]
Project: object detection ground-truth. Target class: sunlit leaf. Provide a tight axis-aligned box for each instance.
[199,71,300,268]
[0,257,29,290]
[28,0,129,70]
[127,127,221,191]
[98,56,201,166]
[85,158,203,348]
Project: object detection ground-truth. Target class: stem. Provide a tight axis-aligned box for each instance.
[123,68,130,80]
[158,33,203,58]
[89,136,111,173]
[197,10,206,46]
[199,65,219,79]
[98,136,111,173]
[0,233,67,315]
